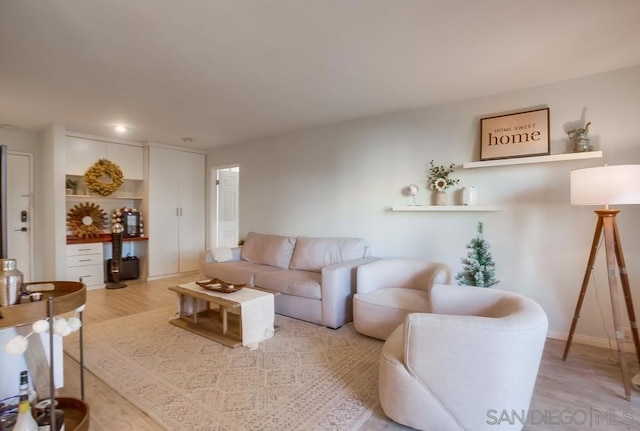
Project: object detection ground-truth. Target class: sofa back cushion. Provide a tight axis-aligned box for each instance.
[289,236,367,272]
[241,232,297,269]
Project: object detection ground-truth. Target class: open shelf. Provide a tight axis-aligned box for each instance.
[66,194,143,200]
[462,151,602,169]
[391,205,501,212]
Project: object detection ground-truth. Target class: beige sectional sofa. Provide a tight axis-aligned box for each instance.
[199,232,377,328]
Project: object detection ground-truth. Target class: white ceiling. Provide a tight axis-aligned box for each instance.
[1,0,640,149]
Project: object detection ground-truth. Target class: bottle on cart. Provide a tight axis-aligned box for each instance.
[34,400,65,431]
[11,399,38,431]
[18,371,37,406]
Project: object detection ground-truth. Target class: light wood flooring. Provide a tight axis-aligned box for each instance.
[60,275,640,430]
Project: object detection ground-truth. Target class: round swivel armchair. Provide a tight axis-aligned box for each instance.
[378,284,548,430]
[354,258,451,340]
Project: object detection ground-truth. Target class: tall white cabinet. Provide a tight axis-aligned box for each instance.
[147,145,205,278]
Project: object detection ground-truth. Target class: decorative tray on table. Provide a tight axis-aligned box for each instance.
[196,278,246,293]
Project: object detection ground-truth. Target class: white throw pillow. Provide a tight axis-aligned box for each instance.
[241,232,297,269]
[289,237,367,272]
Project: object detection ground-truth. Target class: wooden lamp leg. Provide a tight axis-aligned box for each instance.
[564,210,638,401]
[612,218,640,365]
[563,216,603,360]
[602,214,632,400]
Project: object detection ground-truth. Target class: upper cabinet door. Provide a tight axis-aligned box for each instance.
[106,143,144,180]
[66,136,144,180]
[66,137,107,176]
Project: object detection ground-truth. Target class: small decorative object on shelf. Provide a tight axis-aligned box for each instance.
[426,160,459,206]
[407,184,419,206]
[462,186,478,206]
[83,158,124,196]
[111,207,144,237]
[456,222,499,288]
[66,202,108,238]
[567,121,592,152]
[65,177,78,195]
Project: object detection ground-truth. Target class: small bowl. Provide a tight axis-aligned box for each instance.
[30,292,43,302]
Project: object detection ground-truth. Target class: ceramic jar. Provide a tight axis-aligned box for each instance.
[462,187,478,206]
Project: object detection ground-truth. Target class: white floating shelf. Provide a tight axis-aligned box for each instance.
[462,151,603,169]
[391,205,501,212]
[66,194,144,200]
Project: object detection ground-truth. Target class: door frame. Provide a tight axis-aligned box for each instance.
[209,164,240,248]
[7,150,35,281]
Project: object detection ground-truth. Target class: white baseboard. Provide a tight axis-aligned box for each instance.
[547,329,636,352]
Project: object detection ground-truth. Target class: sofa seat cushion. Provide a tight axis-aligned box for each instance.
[289,236,367,272]
[254,270,322,300]
[241,232,297,269]
[201,261,281,286]
[353,288,430,340]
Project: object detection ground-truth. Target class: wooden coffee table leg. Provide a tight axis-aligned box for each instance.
[221,305,228,335]
[191,297,198,324]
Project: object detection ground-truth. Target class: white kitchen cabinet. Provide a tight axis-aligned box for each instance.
[147,146,205,278]
[66,135,144,180]
[66,243,105,289]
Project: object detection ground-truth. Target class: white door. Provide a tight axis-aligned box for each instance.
[148,147,180,277]
[177,151,205,272]
[217,170,239,247]
[7,152,33,281]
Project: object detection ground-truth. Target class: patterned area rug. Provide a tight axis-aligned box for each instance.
[65,307,383,431]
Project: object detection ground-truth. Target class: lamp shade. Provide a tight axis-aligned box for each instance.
[571,165,640,206]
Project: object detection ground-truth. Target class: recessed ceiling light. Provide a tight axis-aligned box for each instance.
[114,125,128,133]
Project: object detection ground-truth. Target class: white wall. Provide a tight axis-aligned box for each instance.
[208,65,640,343]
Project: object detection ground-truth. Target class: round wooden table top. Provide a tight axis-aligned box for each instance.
[0,281,86,329]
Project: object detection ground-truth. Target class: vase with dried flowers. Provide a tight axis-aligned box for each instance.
[426,160,459,205]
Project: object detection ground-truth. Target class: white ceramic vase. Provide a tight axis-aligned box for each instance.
[462,186,478,206]
[433,191,447,206]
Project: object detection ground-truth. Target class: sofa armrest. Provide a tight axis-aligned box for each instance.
[200,247,242,264]
[199,248,242,277]
[321,256,380,328]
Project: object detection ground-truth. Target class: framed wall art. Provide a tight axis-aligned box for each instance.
[480,108,550,161]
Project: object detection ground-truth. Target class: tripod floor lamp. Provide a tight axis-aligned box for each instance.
[563,164,640,400]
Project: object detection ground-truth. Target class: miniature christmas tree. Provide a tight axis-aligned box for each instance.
[455,221,499,287]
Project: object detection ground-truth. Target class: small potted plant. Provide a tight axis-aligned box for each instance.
[65,177,78,195]
[426,160,459,205]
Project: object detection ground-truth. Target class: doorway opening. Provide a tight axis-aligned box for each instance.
[214,166,239,248]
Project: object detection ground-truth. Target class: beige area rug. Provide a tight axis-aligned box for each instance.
[65,307,383,431]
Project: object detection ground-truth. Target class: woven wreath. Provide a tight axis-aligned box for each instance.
[67,202,108,238]
[84,159,124,196]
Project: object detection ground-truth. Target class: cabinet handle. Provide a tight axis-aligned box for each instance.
[78,259,92,262]
[78,248,92,252]
[180,208,183,216]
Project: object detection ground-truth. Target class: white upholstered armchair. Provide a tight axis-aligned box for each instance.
[378,284,548,431]
[353,258,451,340]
